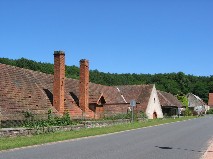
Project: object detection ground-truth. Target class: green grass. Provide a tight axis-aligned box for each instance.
[0,116,195,151]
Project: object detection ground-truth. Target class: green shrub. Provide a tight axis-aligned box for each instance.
[103,111,147,121]
[207,109,213,114]
[22,110,73,128]
[103,113,131,120]
[183,108,193,116]
[137,111,148,120]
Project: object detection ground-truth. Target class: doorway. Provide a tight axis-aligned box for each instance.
[153,112,157,119]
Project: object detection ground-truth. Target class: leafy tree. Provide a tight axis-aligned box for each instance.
[192,82,209,102]
[176,94,188,106]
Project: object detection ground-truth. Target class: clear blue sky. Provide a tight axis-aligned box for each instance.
[0,0,212,76]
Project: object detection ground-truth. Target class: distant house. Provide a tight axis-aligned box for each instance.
[158,91,182,116]
[187,93,209,114]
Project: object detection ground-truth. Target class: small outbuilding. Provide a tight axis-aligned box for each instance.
[158,91,182,117]
[187,93,209,115]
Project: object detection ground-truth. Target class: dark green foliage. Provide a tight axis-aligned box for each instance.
[22,110,73,128]
[103,113,132,120]
[207,109,213,114]
[0,57,54,75]
[103,111,147,121]
[23,111,35,119]
[137,111,148,120]
[0,57,212,102]
[0,120,24,128]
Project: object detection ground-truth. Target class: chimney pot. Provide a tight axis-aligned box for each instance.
[54,51,65,55]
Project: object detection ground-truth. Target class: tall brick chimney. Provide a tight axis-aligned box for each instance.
[53,51,65,114]
[79,59,89,118]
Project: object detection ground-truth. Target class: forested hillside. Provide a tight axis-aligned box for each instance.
[0,57,212,102]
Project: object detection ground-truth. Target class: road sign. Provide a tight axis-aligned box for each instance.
[130,100,136,107]
[130,100,136,123]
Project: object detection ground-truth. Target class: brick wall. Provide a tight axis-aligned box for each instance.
[104,104,129,116]
[95,105,104,119]
[103,103,148,117]
[208,93,213,108]
[53,51,65,114]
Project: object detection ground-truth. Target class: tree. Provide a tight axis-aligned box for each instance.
[176,94,188,107]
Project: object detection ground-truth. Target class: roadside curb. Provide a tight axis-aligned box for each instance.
[201,138,213,159]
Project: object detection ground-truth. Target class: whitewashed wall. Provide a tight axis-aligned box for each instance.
[146,85,163,119]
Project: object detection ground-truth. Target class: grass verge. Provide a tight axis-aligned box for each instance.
[0,116,195,151]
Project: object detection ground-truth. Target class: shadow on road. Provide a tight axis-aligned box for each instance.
[155,146,213,153]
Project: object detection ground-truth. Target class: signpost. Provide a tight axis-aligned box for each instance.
[130,100,136,122]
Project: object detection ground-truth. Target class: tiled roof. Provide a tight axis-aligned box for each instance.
[158,91,182,107]
[187,93,206,107]
[89,84,125,104]
[0,63,56,120]
[0,63,126,119]
[116,85,154,110]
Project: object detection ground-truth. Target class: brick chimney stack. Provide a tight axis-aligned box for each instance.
[208,93,213,108]
[53,51,65,114]
[79,59,89,117]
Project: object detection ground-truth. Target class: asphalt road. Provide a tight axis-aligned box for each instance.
[1,115,213,159]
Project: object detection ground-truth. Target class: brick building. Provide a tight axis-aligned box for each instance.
[0,51,181,121]
[208,93,213,108]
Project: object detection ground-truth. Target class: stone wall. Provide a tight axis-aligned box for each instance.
[0,124,84,138]
[82,119,131,128]
[0,119,135,138]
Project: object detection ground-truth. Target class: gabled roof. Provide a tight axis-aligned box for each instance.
[89,84,126,104]
[116,85,154,108]
[187,93,206,107]
[158,91,182,107]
